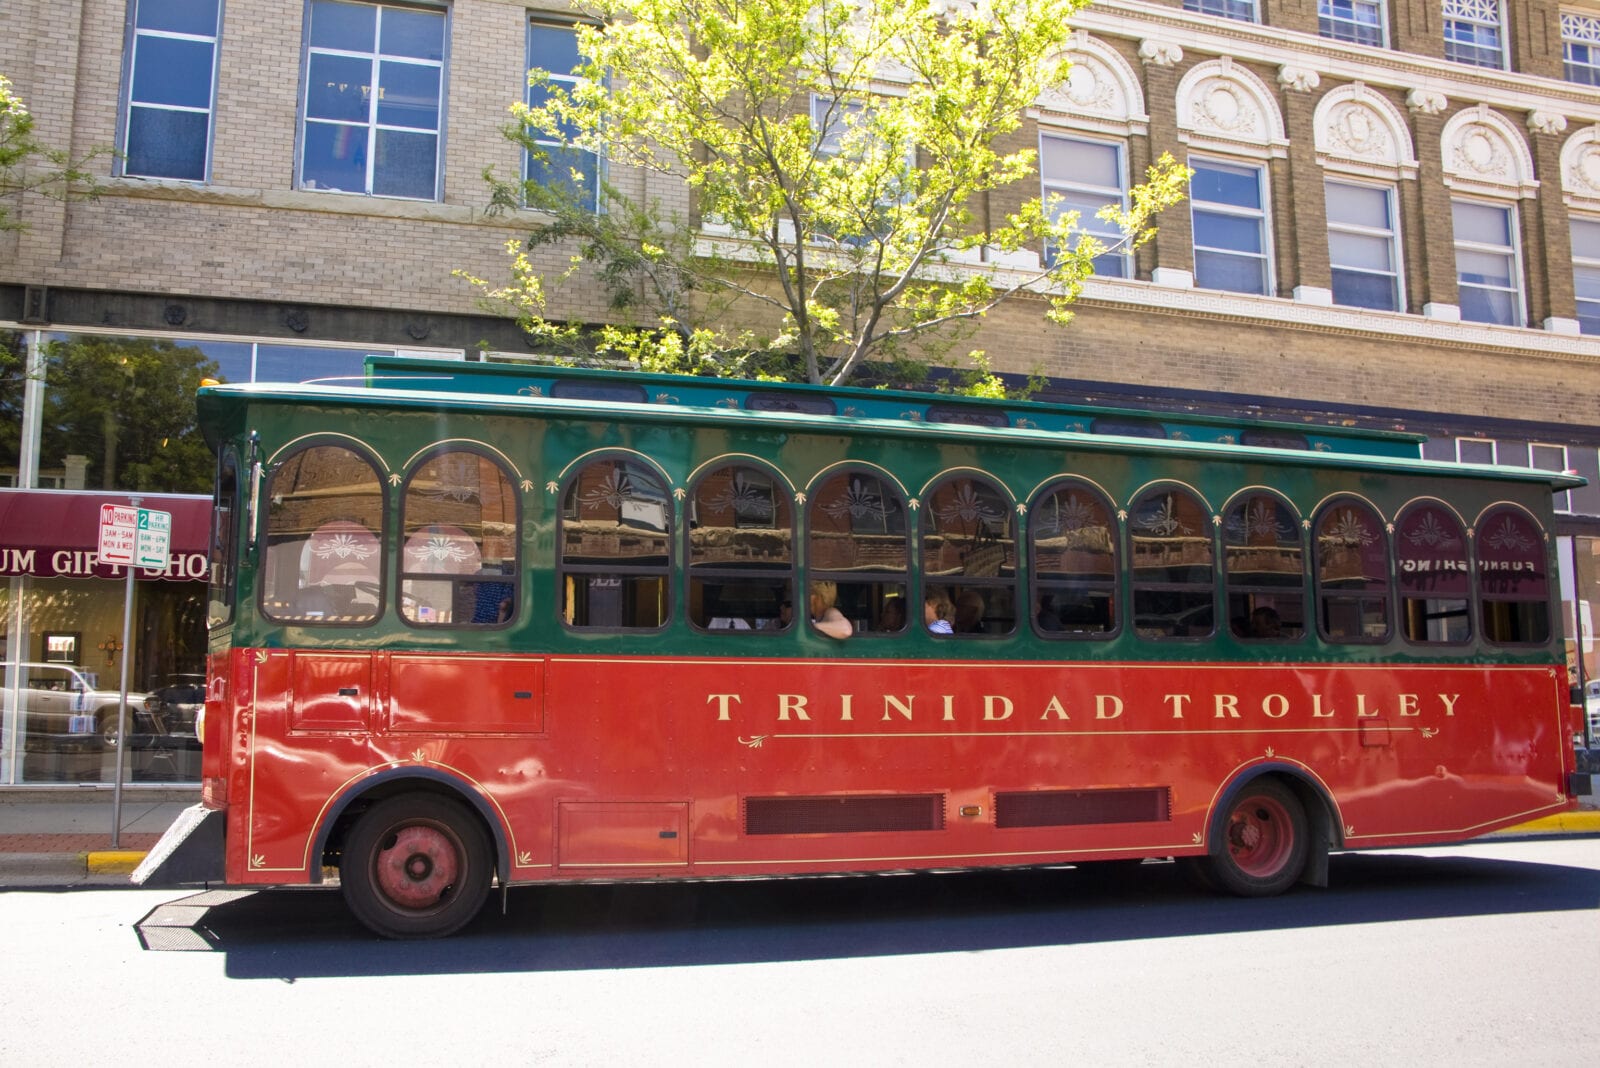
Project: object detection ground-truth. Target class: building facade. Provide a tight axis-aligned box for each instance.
[3,0,1600,785]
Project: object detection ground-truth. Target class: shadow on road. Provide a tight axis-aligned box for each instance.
[135,846,1600,980]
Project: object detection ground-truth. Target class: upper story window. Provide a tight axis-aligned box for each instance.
[1327,180,1401,312]
[1443,0,1506,69]
[1574,216,1600,335]
[527,19,600,212]
[120,0,222,181]
[300,0,446,201]
[1190,158,1272,296]
[1453,199,1523,327]
[1040,134,1130,278]
[1320,1,1386,47]
[1184,0,1258,21]
[1566,11,1600,84]
[1530,443,1573,514]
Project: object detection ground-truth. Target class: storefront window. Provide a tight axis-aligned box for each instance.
[1,331,25,488]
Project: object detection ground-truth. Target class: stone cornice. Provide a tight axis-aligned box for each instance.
[1076,1,1600,124]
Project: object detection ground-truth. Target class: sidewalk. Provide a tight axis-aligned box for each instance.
[1,785,1597,890]
[0,788,197,887]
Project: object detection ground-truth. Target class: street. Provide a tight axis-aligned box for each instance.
[6,836,1598,1066]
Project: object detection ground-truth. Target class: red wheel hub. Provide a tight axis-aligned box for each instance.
[1226,795,1293,878]
[373,824,461,909]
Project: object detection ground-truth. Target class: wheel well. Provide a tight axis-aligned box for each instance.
[1218,769,1341,888]
[315,774,505,886]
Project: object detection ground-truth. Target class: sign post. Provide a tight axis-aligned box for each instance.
[97,501,171,846]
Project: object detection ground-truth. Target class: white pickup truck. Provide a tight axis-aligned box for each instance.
[2,662,146,745]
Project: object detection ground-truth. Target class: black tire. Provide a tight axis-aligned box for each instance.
[1194,778,1309,897]
[96,708,122,748]
[340,794,493,939]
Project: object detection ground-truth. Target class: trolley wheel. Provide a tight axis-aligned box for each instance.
[340,794,492,939]
[1193,779,1309,897]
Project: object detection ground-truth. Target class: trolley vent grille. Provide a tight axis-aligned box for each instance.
[744,794,945,836]
[994,787,1170,828]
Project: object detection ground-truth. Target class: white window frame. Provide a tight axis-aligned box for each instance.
[525,19,603,213]
[298,0,447,201]
[1190,156,1273,297]
[1574,214,1600,336]
[1319,1,1387,47]
[1455,437,1498,465]
[1326,178,1403,312]
[1532,443,1573,513]
[1040,132,1131,279]
[1442,0,1507,70]
[1452,197,1524,327]
[118,0,223,182]
[1567,12,1600,87]
[1184,0,1259,22]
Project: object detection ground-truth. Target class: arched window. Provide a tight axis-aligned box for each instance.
[560,455,672,630]
[807,469,909,636]
[261,442,384,625]
[687,463,794,633]
[1223,492,1304,641]
[1029,480,1117,637]
[1395,501,1471,644]
[399,449,519,628]
[921,474,1017,636]
[1313,498,1390,642]
[1129,486,1214,639]
[1476,505,1550,645]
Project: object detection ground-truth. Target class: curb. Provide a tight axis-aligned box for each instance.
[1499,810,1600,835]
[86,850,147,874]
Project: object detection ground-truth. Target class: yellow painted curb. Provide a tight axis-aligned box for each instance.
[86,850,147,874]
[1505,811,1600,834]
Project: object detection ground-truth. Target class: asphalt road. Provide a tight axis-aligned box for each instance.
[7,836,1599,1065]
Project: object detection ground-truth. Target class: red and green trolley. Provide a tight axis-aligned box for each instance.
[137,367,1590,938]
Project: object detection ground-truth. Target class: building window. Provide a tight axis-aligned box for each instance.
[1326,180,1401,311]
[1041,134,1130,278]
[120,0,222,181]
[1574,216,1600,335]
[1183,0,1258,21]
[526,19,600,212]
[1453,199,1522,326]
[1320,1,1386,47]
[1190,158,1271,296]
[1456,437,1497,465]
[1563,11,1600,84]
[1532,443,1573,514]
[300,0,446,201]
[1443,0,1506,69]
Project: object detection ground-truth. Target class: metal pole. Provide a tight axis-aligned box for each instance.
[110,497,140,848]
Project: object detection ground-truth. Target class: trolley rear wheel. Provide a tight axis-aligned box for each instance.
[1192,779,1309,897]
[340,794,492,939]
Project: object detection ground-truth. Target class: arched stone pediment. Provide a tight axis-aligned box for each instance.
[1175,57,1287,160]
[1032,32,1148,137]
[1440,105,1537,198]
[1560,125,1600,208]
[1314,84,1417,181]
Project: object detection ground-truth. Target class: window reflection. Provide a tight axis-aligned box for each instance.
[261,443,385,624]
[688,464,794,633]
[1131,486,1215,639]
[1223,493,1305,641]
[561,456,672,629]
[807,469,909,636]
[1031,481,1117,636]
[400,450,519,627]
[1314,499,1391,641]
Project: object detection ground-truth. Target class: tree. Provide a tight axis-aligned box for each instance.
[0,72,102,232]
[466,0,1189,389]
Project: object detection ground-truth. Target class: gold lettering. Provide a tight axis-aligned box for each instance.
[984,695,1014,721]
[1096,694,1124,720]
[1262,694,1289,719]
[707,694,742,722]
[1438,693,1460,717]
[882,695,914,722]
[1214,694,1241,719]
[942,695,956,722]
[1398,693,1420,717]
[839,693,853,722]
[1311,694,1335,718]
[777,694,810,721]
[1042,696,1070,720]
[1166,694,1191,719]
[1356,694,1380,718]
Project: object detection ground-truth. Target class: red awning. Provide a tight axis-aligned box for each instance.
[0,489,211,581]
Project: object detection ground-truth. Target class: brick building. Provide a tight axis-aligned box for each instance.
[2,0,1600,783]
